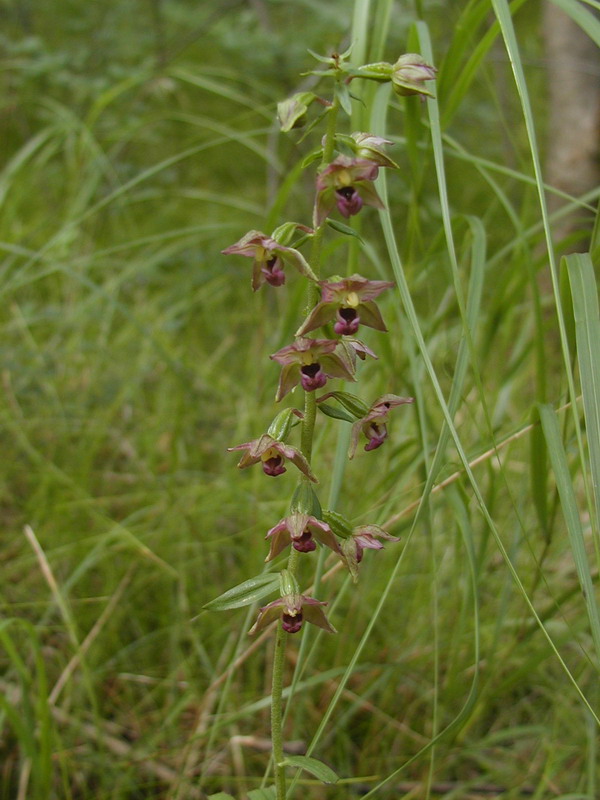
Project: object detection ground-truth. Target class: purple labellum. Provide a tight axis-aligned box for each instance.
[300,363,327,392]
[262,455,287,476]
[263,257,286,287]
[292,529,317,553]
[282,612,303,633]
[335,186,363,218]
[334,307,360,335]
[364,422,388,451]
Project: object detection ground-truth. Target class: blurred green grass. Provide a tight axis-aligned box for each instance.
[0,0,599,798]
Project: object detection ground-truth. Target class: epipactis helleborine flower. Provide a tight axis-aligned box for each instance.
[221,230,315,291]
[341,524,400,580]
[392,54,437,98]
[228,433,317,482]
[296,274,395,337]
[248,593,336,635]
[265,512,341,561]
[314,155,384,226]
[270,337,356,401]
[349,394,414,458]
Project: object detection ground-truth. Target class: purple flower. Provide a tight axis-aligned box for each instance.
[314,156,384,226]
[296,274,394,337]
[228,433,317,482]
[221,230,315,291]
[341,524,400,580]
[270,337,356,401]
[248,593,336,635]
[349,394,414,458]
[265,512,341,561]
[392,54,437,98]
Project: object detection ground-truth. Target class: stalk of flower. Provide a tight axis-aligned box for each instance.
[270,337,356,401]
[296,274,394,336]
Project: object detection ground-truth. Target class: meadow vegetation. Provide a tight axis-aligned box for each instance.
[1,0,599,798]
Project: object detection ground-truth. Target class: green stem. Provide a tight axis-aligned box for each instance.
[271,90,340,800]
[271,622,287,798]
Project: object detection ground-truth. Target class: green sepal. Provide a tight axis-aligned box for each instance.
[280,569,299,597]
[290,481,322,518]
[277,91,317,132]
[248,789,276,800]
[318,403,355,423]
[267,408,301,441]
[204,573,279,611]
[326,218,364,241]
[322,509,353,538]
[279,755,339,784]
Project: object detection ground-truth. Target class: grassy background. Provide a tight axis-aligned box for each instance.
[1,0,599,798]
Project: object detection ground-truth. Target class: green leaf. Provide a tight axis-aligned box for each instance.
[325,218,364,240]
[247,788,276,800]
[566,253,600,540]
[301,148,324,169]
[539,404,600,664]
[280,755,339,784]
[317,403,355,423]
[204,574,279,611]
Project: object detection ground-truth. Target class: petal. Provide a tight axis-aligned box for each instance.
[356,300,388,331]
[286,447,319,483]
[355,180,385,210]
[301,599,337,633]
[221,230,267,256]
[295,302,339,336]
[275,363,301,402]
[319,352,356,381]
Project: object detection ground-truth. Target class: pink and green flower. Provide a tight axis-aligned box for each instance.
[296,274,394,336]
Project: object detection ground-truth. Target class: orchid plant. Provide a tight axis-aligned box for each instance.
[206,45,435,799]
